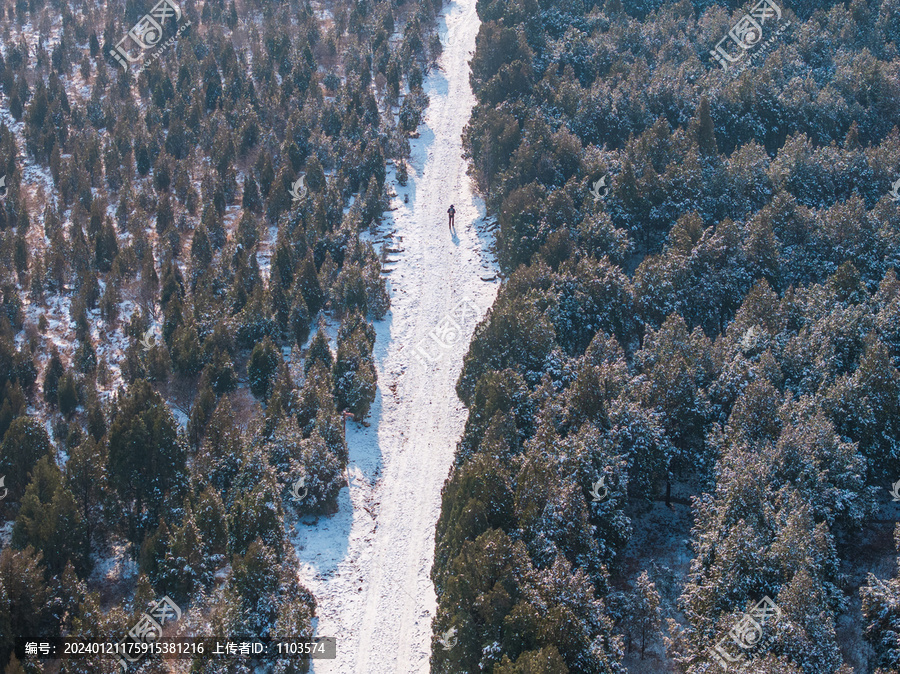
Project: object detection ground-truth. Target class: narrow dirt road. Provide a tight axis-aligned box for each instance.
[293,0,495,671]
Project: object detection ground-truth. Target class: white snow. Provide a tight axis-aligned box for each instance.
[291,1,493,671]
[90,543,138,587]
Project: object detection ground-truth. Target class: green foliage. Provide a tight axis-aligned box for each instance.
[493,647,569,674]
[290,289,311,347]
[333,263,368,316]
[228,538,281,636]
[436,0,900,667]
[296,362,336,437]
[228,475,284,558]
[304,155,326,194]
[332,315,377,418]
[235,284,277,348]
[0,416,54,503]
[171,319,203,376]
[201,349,238,396]
[0,11,402,662]
[305,327,334,374]
[57,372,79,416]
[107,380,187,544]
[0,547,54,668]
[188,383,217,449]
[42,348,64,405]
[495,182,548,273]
[433,453,515,593]
[65,437,109,558]
[0,381,26,444]
[398,88,428,135]
[158,501,209,602]
[139,519,171,587]
[194,398,245,501]
[195,484,229,560]
[433,527,622,673]
[296,252,325,316]
[620,572,662,658]
[248,337,280,401]
[53,563,119,673]
[457,290,555,403]
[297,428,345,515]
[12,456,90,577]
[861,525,900,671]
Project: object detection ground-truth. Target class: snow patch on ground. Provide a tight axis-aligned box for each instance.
[0,520,13,548]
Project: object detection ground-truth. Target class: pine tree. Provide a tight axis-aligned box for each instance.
[65,437,109,563]
[696,96,718,157]
[139,520,171,585]
[226,538,280,637]
[0,417,54,502]
[623,571,662,659]
[57,372,78,416]
[159,500,208,601]
[290,289,311,347]
[171,316,203,376]
[227,478,284,558]
[195,484,229,560]
[305,155,326,194]
[305,327,334,374]
[237,210,260,249]
[191,224,213,271]
[42,348,64,404]
[107,380,187,544]
[194,398,245,499]
[12,456,89,577]
[296,252,324,315]
[188,383,217,449]
[494,647,569,673]
[332,322,377,418]
[248,337,280,401]
[861,525,900,671]
[0,546,53,668]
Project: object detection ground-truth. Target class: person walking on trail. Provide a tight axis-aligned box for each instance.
[448,204,456,231]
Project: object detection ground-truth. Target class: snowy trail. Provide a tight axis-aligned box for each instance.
[292,1,494,672]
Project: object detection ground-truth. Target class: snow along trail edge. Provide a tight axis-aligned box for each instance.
[292,0,494,671]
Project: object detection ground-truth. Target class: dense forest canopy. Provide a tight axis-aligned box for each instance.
[1,0,900,670]
[0,0,443,670]
[432,0,900,671]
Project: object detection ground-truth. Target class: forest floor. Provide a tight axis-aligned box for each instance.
[289,0,497,671]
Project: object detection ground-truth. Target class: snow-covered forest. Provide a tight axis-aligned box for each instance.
[2,0,900,672]
[430,0,900,672]
[0,0,446,670]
